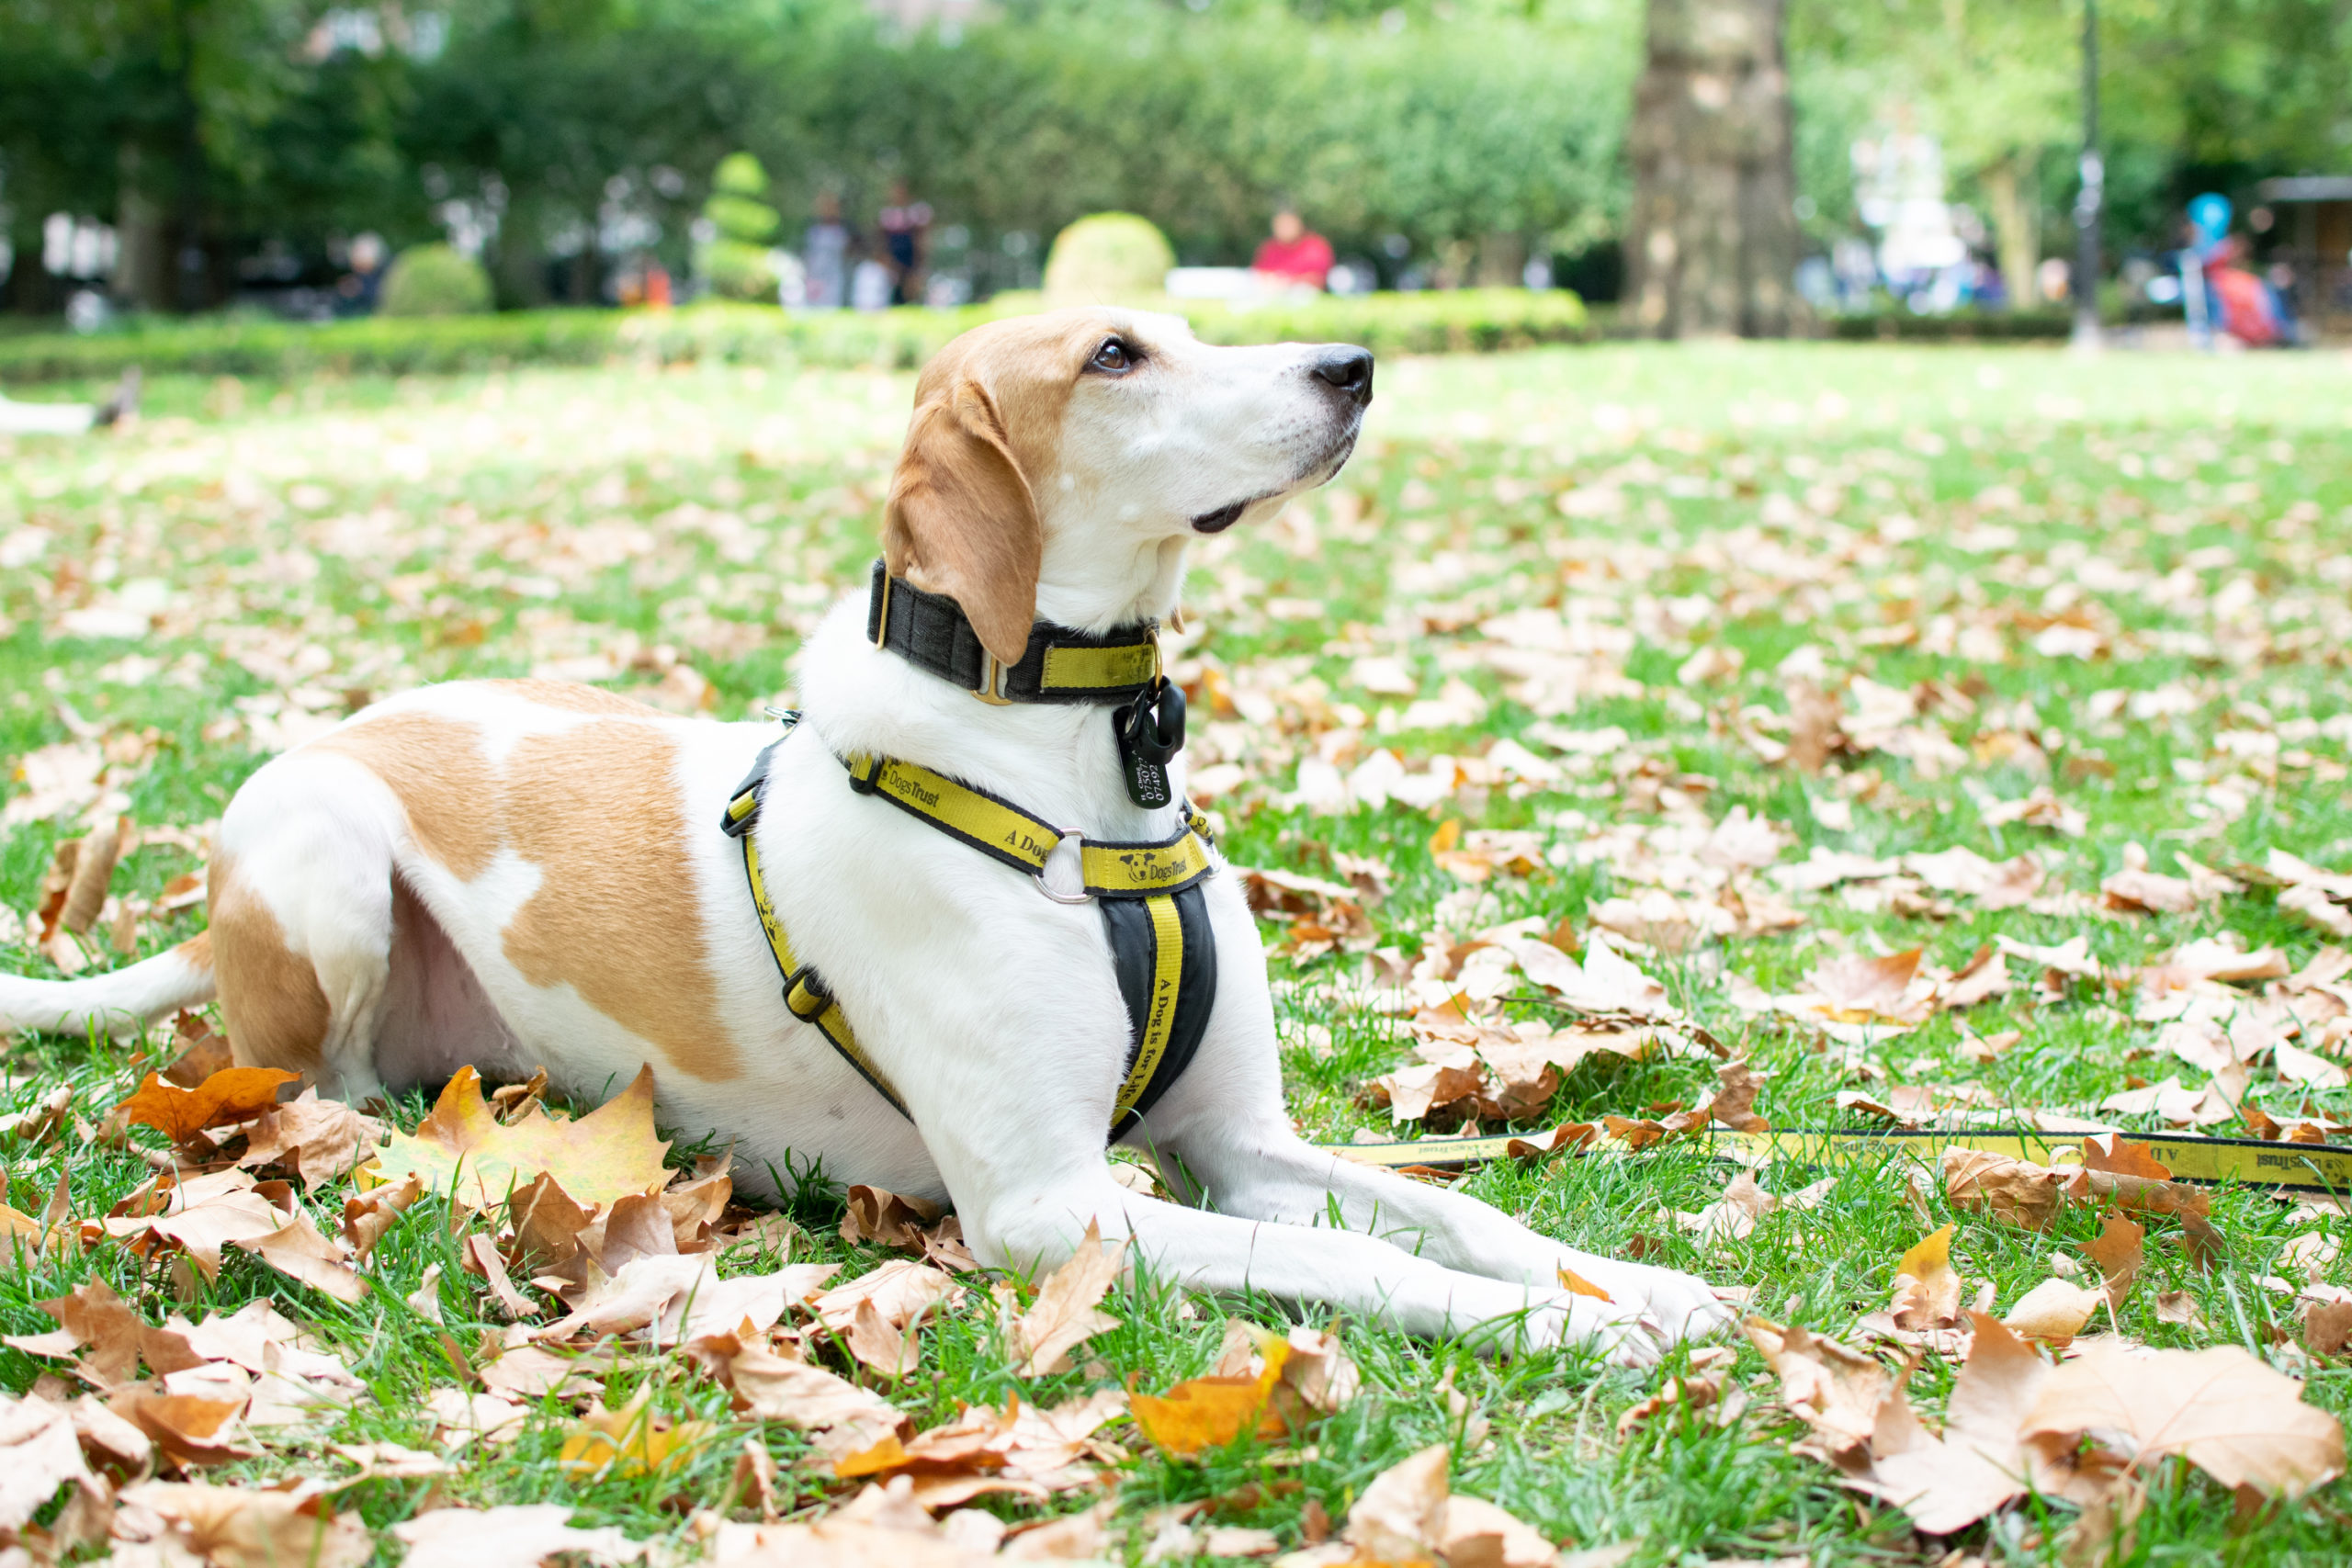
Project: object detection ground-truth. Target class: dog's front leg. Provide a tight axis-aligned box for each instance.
[1159,1122,1736,1344]
[947,1160,1661,1364]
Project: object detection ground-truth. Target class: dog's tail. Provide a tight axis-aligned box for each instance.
[0,932,217,1040]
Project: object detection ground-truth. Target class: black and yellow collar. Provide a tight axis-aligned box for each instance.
[865,559,1160,705]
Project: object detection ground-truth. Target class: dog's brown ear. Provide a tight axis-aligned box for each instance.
[882,378,1041,667]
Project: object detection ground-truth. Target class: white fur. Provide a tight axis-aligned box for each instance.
[0,311,1727,1359]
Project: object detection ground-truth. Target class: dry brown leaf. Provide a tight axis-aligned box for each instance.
[392,1504,649,1568]
[116,1066,299,1148]
[0,1393,96,1531]
[113,1480,373,1568]
[1888,1225,1962,1331]
[340,1171,421,1262]
[1744,1318,1897,1463]
[1001,1220,1125,1378]
[1706,1057,1770,1132]
[2001,1278,2106,1342]
[236,1089,380,1191]
[688,1323,908,1459]
[369,1064,672,1210]
[834,1390,1125,1508]
[2083,1213,2145,1306]
[1803,948,1932,1025]
[1849,1314,2052,1534]
[1337,1442,1557,1568]
[2021,1339,2346,1497]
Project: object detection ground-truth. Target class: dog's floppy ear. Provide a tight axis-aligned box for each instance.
[882,377,1042,668]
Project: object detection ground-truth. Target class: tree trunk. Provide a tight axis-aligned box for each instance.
[115,147,173,313]
[1981,156,2040,308]
[1624,0,1804,338]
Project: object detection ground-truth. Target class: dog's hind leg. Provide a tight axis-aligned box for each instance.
[209,753,401,1101]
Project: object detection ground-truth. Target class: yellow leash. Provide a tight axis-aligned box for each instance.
[1322,1125,2352,1194]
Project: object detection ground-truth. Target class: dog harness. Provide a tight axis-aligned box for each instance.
[721,566,1219,1142]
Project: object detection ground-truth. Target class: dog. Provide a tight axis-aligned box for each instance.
[1,308,1726,1359]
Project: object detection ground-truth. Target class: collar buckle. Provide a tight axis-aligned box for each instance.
[972,652,1014,705]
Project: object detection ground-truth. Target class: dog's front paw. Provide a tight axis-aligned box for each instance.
[1533,1293,1665,1369]
[1560,1253,1736,1344]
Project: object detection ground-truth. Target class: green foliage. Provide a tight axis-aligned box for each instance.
[378,244,495,317]
[0,291,1589,384]
[698,152,785,301]
[1042,214,1177,305]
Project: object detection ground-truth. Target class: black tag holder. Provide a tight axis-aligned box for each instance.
[1112,678,1185,809]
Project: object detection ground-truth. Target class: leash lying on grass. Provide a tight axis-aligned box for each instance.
[1325,1125,2352,1193]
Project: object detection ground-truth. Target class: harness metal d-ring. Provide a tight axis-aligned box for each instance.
[972,651,1014,705]
[1035,829,1093,904]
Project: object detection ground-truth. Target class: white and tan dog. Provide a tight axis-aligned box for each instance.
[2,309,1724,1358]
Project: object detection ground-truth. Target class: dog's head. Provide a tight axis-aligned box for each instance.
[882,307,1372,662]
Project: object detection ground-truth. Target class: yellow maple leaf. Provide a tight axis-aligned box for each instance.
[1130,1335,1294,1456]
[366,1066,672,1209]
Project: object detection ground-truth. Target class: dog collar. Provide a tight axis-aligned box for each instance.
[865,558,1160,705]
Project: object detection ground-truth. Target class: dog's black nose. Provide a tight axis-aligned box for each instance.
[1309,346,1374,407]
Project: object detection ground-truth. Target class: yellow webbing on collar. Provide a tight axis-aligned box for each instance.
[841,750,1215,897]
[1041,641,1160,694]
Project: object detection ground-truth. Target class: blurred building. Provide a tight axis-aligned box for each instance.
[2256,176,2352,334]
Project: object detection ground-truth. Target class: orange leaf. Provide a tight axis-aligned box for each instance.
[119,1068,300,1145]
[368,1065,672,1209]
[1557,1268,1613,1303]
[1131,1339,1293,1457]
[1427,818,1461,854]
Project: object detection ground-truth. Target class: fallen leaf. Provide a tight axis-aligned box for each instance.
[559,1393,711,1478]
[1889,1225,1962,1331]
[1849,1314,2052,1534]
[391,1504,649,1568]
[369,1065,671,1209]
[237,1089,381,1191]
[2083,1213,2145,1306]
[0,1393,95,1531]
[1131,1337,1294,1456]
[1001,1220,1125,1378]
[2002,1278,2107,1342]
[117,1066,300,1148]
[113,1480,373,1568]
[2021,1339,2346,1497]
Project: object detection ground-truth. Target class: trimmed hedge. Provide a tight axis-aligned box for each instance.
[1824,308,2077,343]
[0,289,1592,383]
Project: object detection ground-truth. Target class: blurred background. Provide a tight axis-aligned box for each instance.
[0,0,2346,346]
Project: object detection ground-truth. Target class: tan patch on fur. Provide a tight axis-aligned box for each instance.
[481,678,662,718]
[175,931,212,972]
[310,711,501,879]
[499,719,738,1081]
[208,857,329,1076]
[885,311,1102,665]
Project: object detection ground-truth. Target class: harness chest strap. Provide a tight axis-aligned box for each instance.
[723,728,1217,1140]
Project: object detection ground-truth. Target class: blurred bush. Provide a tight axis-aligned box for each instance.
[1044,215,1178,306]
[0,290,1591,383]
[698,153,784,302]
[379,245,494,317]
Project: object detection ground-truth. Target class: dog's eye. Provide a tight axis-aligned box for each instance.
[1089,338,1134,374]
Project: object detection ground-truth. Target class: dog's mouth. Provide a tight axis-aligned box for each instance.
[1188,497,1260,534]
[1190,429,1363,535]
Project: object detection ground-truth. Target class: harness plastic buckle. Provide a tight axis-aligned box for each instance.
[845,754,882,795]
[1034,830,1093,904]
[783,966,832,1021]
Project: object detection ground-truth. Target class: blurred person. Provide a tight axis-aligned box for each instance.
[802,191,853,310]
[850,243,895,312]
[876,181,932,306]
[0,368,140,435]
[1252,206,1332,290]
[335,232,387,315]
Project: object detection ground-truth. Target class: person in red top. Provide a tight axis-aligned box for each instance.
[1252,207,1333,290]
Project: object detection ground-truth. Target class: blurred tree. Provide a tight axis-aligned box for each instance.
[1625,0,1804,336]
[696,152,783,299]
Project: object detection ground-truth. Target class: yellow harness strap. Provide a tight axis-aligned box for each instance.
[723,727,1217,1139]
[841,750,1216,897]
[724,741,910,1118]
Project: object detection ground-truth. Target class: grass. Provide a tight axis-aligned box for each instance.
[4,340,2352,1562]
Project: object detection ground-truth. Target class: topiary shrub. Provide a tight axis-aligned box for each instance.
[379,244,493,317]
[1042,214,1175,307]
[698,152,784,302]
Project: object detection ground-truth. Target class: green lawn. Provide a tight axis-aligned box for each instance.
[4,342,2352,1564]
